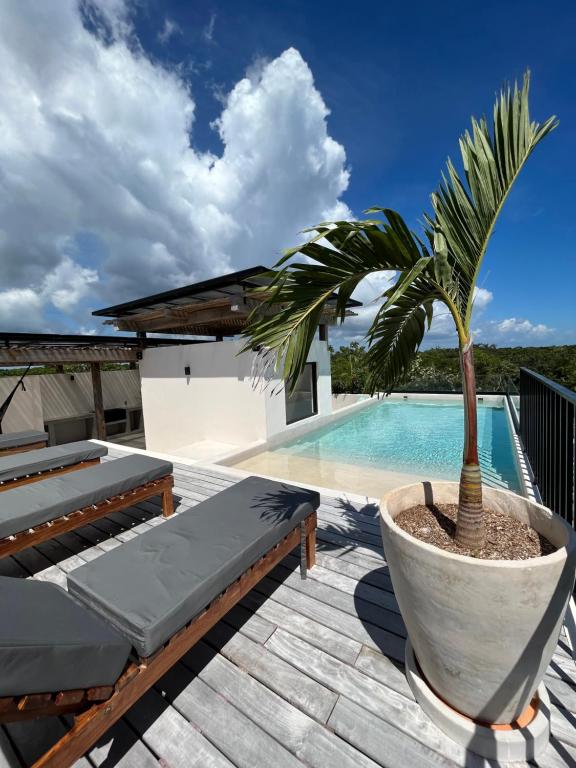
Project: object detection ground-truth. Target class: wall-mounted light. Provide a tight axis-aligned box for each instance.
[184,365,191,376]
[70,375,75,382]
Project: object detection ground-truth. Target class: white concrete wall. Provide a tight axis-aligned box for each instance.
[264,338,332,439]
[140,341,268,453]
[140,338,332,454]
[0,376,44,432]
[332,393,369,411]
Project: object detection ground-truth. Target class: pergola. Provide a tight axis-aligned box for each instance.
[93,266,361,338]
[0,332,199,440]
[0,267,360,442]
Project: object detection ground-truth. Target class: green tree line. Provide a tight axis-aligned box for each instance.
[331,343,576,394]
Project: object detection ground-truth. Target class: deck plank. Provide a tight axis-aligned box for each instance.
[240,589,362,665]
[354,645,415,699]
[266,561,406,633]
[82,719,159,768]
[265,629,491,767]
[204,622,338,723]
[0,451,573,768]
[182,641,382,768]
[536,738,576,768]
[252,574,406,661]
[157,668,305,768]
[328,697,463,768]
[285,553,398,608]
[123,687,233,768]
[312,548,395,591]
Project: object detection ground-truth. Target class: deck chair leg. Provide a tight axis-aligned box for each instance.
[306,525,316,570]
[300,514,317,579]
[162,479,174,517]
[300,521,307,579]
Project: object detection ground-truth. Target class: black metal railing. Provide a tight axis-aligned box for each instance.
[520,368,576,528]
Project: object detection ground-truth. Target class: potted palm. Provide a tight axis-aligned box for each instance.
[243,73,576,758]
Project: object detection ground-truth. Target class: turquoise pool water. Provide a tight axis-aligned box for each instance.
[276,398,522,492]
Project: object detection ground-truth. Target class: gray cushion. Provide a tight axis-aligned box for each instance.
[0,441,108,484]
[0,577,130,696]
[0,454,173,539]
[68,476,319,658]
[0,430,48,450]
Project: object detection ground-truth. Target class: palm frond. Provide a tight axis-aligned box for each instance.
[241,211,429,391]
[426,71,558,328]
[365,281,437,394]
[242,71,557,396]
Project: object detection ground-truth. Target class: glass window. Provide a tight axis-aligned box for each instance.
[285,363,317,425]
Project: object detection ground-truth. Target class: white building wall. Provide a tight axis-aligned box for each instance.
[140,341,268,453]
[0,376,44,432]
[140,338,332,455]
[264,338,332,439]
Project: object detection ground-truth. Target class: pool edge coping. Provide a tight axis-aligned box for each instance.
[503,396,539,503]
[222,393,529,497]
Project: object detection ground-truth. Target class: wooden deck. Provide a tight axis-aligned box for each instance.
[0,446,575,768]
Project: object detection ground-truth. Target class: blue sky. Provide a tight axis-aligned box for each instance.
[0,0,574,347]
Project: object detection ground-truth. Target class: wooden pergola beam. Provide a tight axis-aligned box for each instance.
[111,300,352,336]
[90,362,106,441]
[115,303,250,333]
[0,348,139,366]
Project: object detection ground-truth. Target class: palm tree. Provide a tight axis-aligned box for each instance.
[242,73,557,550]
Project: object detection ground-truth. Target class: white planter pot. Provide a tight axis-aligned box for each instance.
[380,482,576,724]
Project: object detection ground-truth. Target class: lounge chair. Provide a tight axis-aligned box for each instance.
[0,475,319,768]
[0,454,174,558]
[0,440,108,490]
[0,429,48,456]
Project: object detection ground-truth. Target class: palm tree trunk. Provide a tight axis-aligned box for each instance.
[455,340,485,549]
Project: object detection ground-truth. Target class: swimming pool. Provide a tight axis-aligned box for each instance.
[273,398,522,492]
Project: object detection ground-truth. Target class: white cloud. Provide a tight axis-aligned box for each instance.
[472,286,493,311]
[158,18,181,45]
[0,288,44,331]
[423,309,554,348]
[0,256,99,330]
[203,12,217,43]
[333,278,494,349]
[0,0,350,331]
[494,318,554,338]
[80,0,134,39]
[419,286,493,346]
[41,257,99,312]
[329,270,395,347]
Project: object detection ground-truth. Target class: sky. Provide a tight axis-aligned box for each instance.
[0,0,574,348]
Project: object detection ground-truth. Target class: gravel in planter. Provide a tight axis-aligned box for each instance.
[395,503,557,560]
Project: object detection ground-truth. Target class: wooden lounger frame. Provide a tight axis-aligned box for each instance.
[0,440,48,457]
[0,511,317,768]
[0,458,102,492]
[0,475,174,559]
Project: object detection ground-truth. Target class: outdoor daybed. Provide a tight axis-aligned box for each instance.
[0,454,174,558]
[0,475,319,768]
[0,429,48,456]
[0,440,108,490]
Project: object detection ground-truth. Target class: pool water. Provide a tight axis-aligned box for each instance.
[275,399,522,492]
